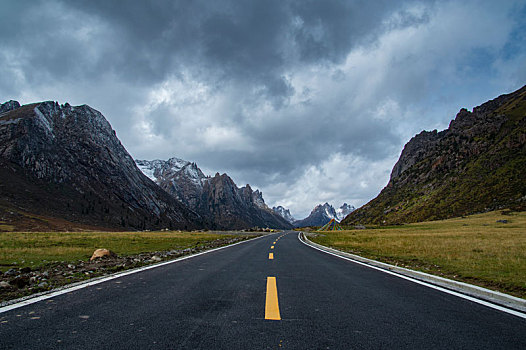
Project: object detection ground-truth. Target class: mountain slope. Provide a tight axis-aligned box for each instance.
[0,101,201,231]
[342,85,526,225]
[136,158,292,230]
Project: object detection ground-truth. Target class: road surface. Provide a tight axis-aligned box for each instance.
[1,231,525,349]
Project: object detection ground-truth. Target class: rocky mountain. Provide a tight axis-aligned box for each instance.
[0,100,202,231]
[343,85,526,225]
[0,100,20,114]
[136,158,292,230]
[336,203,355,221]
[272,205,295,224]
[293,202,354,227]
[136,158,208,208]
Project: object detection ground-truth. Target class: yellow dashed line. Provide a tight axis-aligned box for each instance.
[265,277,281,320]
[269,253,274,260]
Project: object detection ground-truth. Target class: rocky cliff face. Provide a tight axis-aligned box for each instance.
[0,101,201,231]
[136,159,292,229]
[136,158,208,208]
[272,206,295,223]
[0,100,20,114]
[343,85,526,225]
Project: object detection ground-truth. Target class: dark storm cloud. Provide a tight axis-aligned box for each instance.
[291,0,394,63]
[1,0,401,103]
[1,0,524,217]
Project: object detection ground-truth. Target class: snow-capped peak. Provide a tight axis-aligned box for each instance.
[335,203,355,221]
[135,158,207,185]
[136,162,157,181]
[272,205,295,223]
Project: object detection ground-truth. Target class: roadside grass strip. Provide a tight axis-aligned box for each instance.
[0,234,271,314]
[314,211,526,299]
[299,232,526,319]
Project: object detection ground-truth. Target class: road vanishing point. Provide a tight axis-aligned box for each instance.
[1,231,525,349]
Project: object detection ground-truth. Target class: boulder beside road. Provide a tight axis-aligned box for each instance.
[90,249,116,261]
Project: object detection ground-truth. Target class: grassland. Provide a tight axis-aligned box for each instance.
[0,230,250,271]
[311,210,526,298]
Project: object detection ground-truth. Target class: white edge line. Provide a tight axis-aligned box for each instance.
[298,232,526,320]
[0,233,273,314]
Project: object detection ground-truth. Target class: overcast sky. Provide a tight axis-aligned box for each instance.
[1,0,525,218]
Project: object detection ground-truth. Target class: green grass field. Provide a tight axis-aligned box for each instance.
[0,231,248,271]
[311,210,526,298]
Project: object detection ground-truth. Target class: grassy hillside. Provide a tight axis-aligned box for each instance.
[314,210,526,298]
[343,86,526,225]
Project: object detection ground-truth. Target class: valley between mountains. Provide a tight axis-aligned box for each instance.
[2,85,525,232]
[1,85,524,297]
[0,83,525,349]
[0,100,353,232]
[2,2,526,348]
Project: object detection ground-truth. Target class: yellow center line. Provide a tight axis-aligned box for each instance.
[271,246,274,249]
[269,252,274,260]
[265,277,281,320]
[273,241,276,244]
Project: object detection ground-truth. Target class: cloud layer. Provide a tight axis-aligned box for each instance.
[1,0,525,217]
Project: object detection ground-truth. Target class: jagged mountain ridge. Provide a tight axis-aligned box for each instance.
[343,85,526,225]
[0,100,202,231]
[136,158,208,209]
[293,203,355,227]
[272,206,295,224]
[135,158,292,229]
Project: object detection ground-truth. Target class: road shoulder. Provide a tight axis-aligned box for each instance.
[0,233,272,313]
[299,231,526,315]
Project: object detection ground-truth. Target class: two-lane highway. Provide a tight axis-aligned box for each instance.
[1,231,525,349]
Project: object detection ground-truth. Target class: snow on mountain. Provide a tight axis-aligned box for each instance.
[293,202,356,227]
[0,100,200,231]
[136,158,207,186]
[293,203,335,227]
[272,206,295,224]
[324,204,338,220]
[135,158,292,229]
[335,203,356,221]
[136,163,156,181]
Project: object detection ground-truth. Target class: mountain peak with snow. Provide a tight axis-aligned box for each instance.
[135,158,291,229]
[293,202,355,227]
[336,203,355,221]
[272,206,295,224]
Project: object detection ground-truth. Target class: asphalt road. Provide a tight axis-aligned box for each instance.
[1,231,525,349]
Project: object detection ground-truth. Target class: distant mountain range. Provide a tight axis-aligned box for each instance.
[4,85,521,231]
[273,202,355,228]
[0,100,288,231]
[343,85,526,225]
[136,158,292,230]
